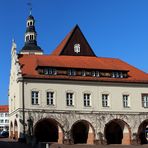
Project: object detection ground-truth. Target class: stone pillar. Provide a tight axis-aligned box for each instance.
[94,132,107,145]
[131,133,139,145]
[58,126,63,144]
[63,131,73,144]
[122,126,131,145]
[87,125,95,144]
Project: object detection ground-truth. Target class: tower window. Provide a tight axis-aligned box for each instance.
[26,36,29,41]
[30,35,34,40]
[30,21,33,26]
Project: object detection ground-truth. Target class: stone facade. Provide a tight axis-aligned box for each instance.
[8,15,148,145]
[12,109,148,144]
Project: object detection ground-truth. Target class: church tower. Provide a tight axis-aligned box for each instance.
[20,14,43,55]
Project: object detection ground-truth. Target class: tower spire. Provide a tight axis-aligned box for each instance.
[20,4,43,55]
[27,0,32,15]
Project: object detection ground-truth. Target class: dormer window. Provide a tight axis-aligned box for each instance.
[43,68,57,75]
[112,71,125,78]
[68,69,76,76]
[81,70,86,76]
[92,71,100,77]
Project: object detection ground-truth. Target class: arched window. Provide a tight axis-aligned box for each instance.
[26,36,29,41]
[30,21,33,26]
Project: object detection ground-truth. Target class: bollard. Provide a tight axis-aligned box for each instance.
[46,143,49,148]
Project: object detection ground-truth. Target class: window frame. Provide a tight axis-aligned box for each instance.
[68,69,76,76]
[142,94,148,108]
[102,94,109,107]
[31,90,39,105]
[83,93,91,107]
[43,68,57,75]
[123,94,130,108]
[66,92,74,106]
[46,91,55,106]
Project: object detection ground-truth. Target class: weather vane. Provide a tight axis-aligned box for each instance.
[27,0,32,15]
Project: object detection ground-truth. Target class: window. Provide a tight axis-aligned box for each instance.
[30,35,34,40]
[5,113,8,117]
[0,120,4,123]
[81,70,86,76]
[84,93,91,107]
[5,119,9,123]
[68,69,76,76]
[123,95,130,108]
[47,92,54,105]
[31,91,39,105]
[92,71,99,77]
[66,93,74,106]
[74,43,80,53]
[102,94,109,107]
[26,36,29,41]
[43,68,57,75]
[30,21,33,26]
[112,71,124,78]
[142,94,148,108]
[0,113,4,117]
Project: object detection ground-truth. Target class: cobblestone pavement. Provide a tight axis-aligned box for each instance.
[0,138,148,148]
[0,138,32,148]
[50,143,148,148]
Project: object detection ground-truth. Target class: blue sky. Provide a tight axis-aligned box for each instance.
[0,0,148,105]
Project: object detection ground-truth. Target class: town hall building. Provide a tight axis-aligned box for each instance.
[9,14,148,145]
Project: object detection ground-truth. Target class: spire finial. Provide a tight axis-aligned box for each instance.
[27,0,32,15]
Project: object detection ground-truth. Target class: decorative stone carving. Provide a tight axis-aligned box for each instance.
[22,110,148,145]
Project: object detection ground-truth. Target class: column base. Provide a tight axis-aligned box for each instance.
[63,139,73,144]
[94,139,107,145]
[131,139,139,145]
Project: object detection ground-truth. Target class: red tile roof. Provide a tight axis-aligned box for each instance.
[18,25,148,84]
[0,105,8,112]
[51,26,75,56]
[18,54,148,83]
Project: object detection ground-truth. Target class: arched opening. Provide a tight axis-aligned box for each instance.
[71,120,94,144]
[34,118,62,143]
[138,120,148,144]
[14,120,18,140]
[10,121,13,139]
[105,119,131,145]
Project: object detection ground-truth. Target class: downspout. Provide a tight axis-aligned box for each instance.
[22,79,25,138]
